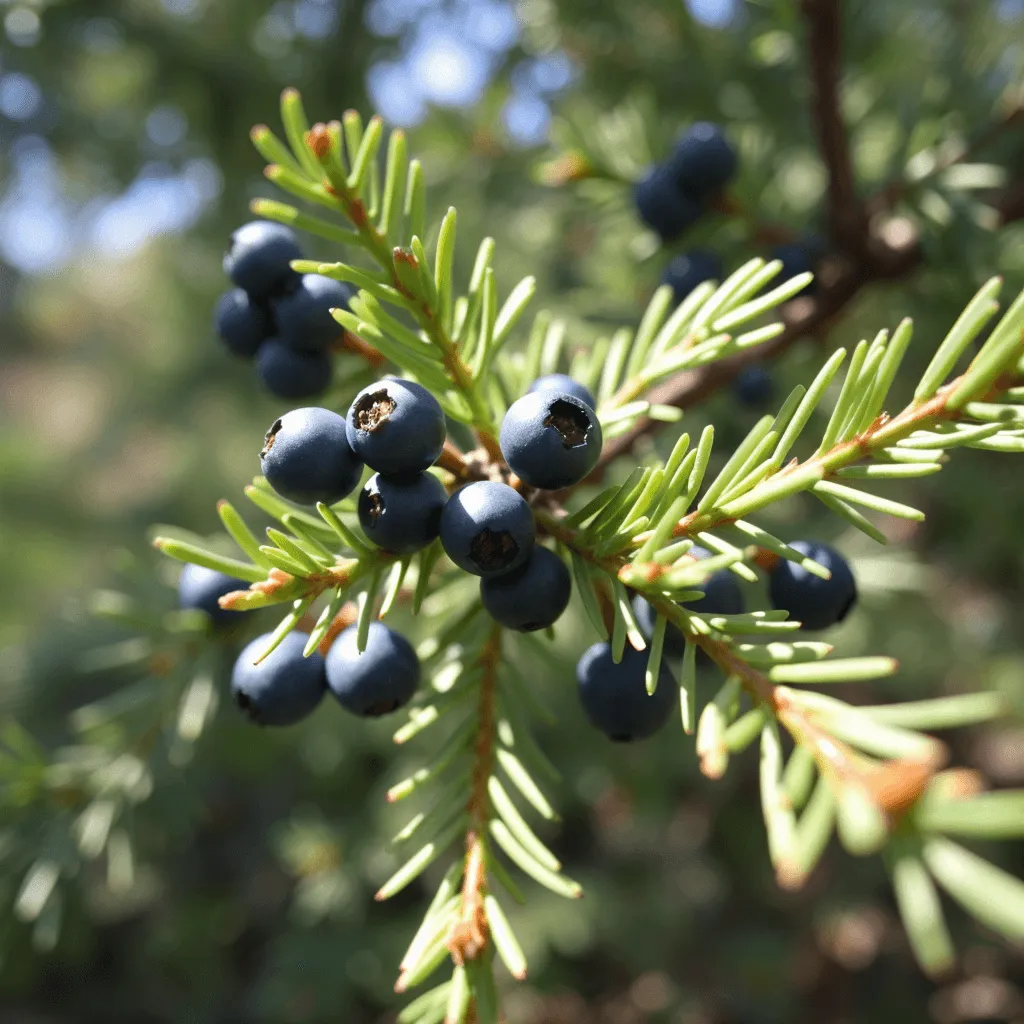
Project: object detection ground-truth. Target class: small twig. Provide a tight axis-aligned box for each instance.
[653,361,1021,545]
[314,603,358,654]
[330,329,387,368]
[447,625,502,967]
[436,439,486,484]
[305,123,503,460]
[704,192,801,250]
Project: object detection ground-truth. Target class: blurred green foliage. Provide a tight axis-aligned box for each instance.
[1,0,1024,1021]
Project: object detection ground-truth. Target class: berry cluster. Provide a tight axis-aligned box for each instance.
[634,122,737,241]
[180,330,858,741]
[229,621,421,727]
[201,375,603,727]
[215,220,353,399]
[634,126,822,420]
[575,541,857,742]
[177,567,422,727]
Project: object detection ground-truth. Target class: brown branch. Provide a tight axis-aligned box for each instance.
[635,360,1022,553]
[590,0,909,475]
[801,0,868,256]
[993,179,1024,225]
[436,439,477,483]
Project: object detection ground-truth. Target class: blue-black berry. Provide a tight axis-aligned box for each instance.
[500,390,602,490]
[661,250,722,301]
[261,407,363,506]
[769,540,857,630]
[346,378,446,477]
[440,481,535,578]
[634,166,703,241]
[668,122,737,199]
[178,563,249,627]
[576,642,676,742]
[771,238,823,296]
[480,546,571,632]
[273,273,353,353]
[223,220,302,299]
[733,364,775,408]
[214,288,272,358]
[358,471,447,554]
[632,545,745,656]
[256,339,331,399]
[326,622,420,717]
[231,631,326,726]
[527,373,596,411]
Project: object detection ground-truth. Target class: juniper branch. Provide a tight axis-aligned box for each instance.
[589,59,1024,474]
[265,116,503,460]
[447,625,501,970]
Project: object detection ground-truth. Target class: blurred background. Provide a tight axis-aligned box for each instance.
[1,0,1024,1021]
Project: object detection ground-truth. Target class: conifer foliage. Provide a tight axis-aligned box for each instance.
[6,41,1024,1017]
[126,88,1024,1018]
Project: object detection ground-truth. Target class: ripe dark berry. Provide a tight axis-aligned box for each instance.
[771,238,823,296]
[439,481,535,578]
[223,220,302,298]
[632,545,744,656]
[214,288,271,358]
[273,273,353,353]
[500,391,602,490]
[769,540,857,631]
[527,373,596,411]
[668,122,738,199]
[661,250,722,301]
[260,407,363,506]
[346,378,446,477]
[480,546,571,632]
[178,563,249,627]
[231,631,326,726]
[733,364,775,408]
[326,622,420,717]
[634,166,703,241]
[256,339,331,399]
[358,471,447,554]
[576,642,676,742]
